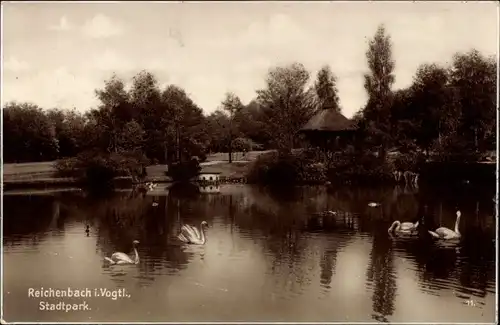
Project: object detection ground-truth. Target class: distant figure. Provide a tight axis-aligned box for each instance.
[85,224,90,237]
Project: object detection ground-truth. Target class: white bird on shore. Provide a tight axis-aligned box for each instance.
[428,210,462,240]
[104,240,140,265]
[177,221,209,245]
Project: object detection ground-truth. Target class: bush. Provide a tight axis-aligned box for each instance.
[246,149,327,185]
[54,157,81,178]
[165,158,201,182]
[55,150,149,186]
[431,135,481,163]
[326,150,394,185]
[390,151,426,172]
[246,147,413,185]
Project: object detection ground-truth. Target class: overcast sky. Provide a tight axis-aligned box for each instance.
[2,1,497,117]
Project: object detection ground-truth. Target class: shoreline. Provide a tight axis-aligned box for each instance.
[2,160,251,191]
[2,158,495,192]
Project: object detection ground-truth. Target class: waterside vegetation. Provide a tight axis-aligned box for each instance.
[2,25,496,189]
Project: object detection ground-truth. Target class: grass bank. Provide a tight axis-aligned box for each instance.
[2,151,263,190]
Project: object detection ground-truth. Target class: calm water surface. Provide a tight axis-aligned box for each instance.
[2,184,497,323]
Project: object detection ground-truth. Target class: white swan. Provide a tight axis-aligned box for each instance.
[428,210,462,240]
[388,220,419,235]
[177,221,208,245]
[104,240,140,265]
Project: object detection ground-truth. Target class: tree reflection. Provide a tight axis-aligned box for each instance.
[3,195,59,247]
[3,182,496,321]
[366,223,397,322]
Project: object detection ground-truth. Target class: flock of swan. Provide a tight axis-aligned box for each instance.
[104,221,209,265]
[388,210,462,240]
[103,204,462,265]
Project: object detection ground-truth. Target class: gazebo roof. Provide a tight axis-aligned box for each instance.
[300,107,357,133]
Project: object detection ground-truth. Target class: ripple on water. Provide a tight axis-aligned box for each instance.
[2,186,497,323]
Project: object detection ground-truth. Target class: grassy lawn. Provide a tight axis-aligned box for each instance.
[2,151,270,183]
[204,150,273,162]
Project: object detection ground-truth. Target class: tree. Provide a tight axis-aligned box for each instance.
[220,92,244,163]
[206,110,231,153]
[117,119,145,152]
[128,70,164,160]
[256,62,316,153]
[161,85,208,163]
[361,24,396,156]
[93,74,132,153]
[3,102,59,162]
[389,88,418,153]
[409,63,452,153]
[314,65,341,112]
[46,108,86,158]
[236,100,271,149]
[449,49,496,153]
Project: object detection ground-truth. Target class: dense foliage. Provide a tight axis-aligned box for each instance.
[165,158,202,183]
[3,24,496,185]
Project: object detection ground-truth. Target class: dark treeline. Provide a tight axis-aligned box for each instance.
[3,25,496,184]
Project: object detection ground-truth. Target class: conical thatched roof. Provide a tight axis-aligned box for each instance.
[300,107,357,133]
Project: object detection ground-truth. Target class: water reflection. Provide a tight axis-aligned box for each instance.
[3,184,496,322]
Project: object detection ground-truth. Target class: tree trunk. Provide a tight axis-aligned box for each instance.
[176,125,181,163]
[228,115,233,163]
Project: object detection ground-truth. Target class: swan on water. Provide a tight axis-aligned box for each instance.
[428,210,462,240]
[388,220,419,235]
[177,221,209,245]
[104,240,140,265]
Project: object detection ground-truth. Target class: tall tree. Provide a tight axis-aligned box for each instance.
[409,63,452,152]
[220,92,244,163]
[362,24,396,156]
[236,100,271,149]
[46,108,86,158]
[257,62,315,153]
[3,102,59,162]
[128,70,163,160]
[94,74,132,153]
[161,85,207,163]
[449,49,496,152]
[206,110,231,153]
[314,65,341,112]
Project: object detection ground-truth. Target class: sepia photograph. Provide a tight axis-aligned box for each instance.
[1,1,498,323]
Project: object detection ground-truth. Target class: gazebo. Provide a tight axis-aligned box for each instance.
[299,106,358,152]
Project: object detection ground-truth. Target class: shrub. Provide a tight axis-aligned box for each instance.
[391,151,426,172]
[55,150,149,186]
[431,135,481,163]
[246,149,327,185]
[54,157,81,178]
[326,150,394,185]
[165,158,201,182]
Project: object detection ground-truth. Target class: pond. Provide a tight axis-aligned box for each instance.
[2,183,497,323]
